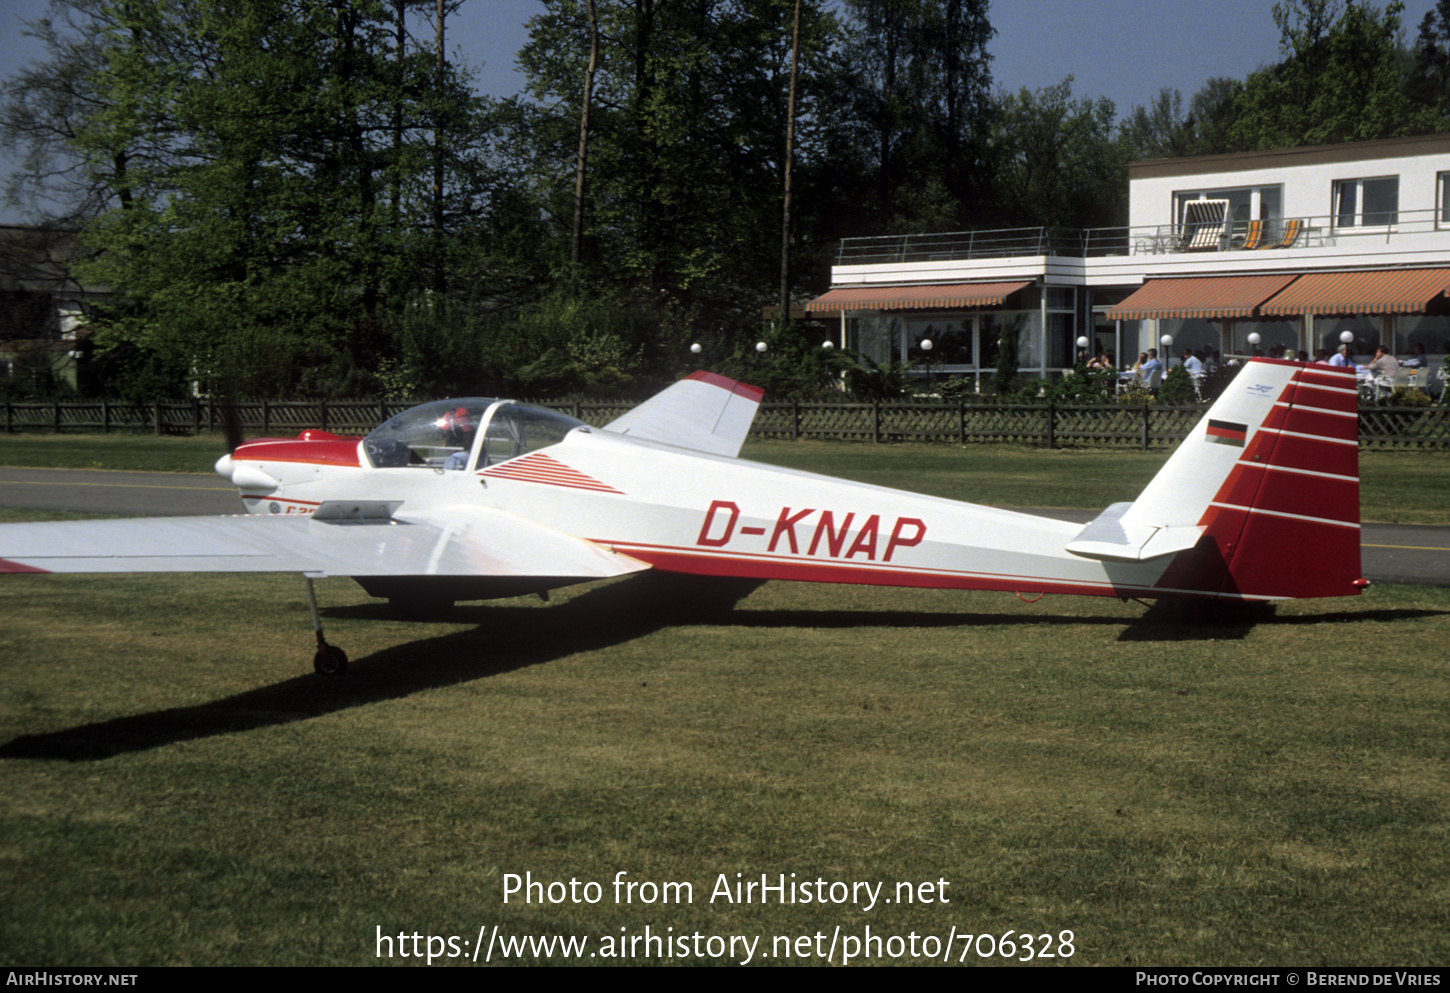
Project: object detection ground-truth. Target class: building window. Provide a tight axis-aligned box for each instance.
[906,317,973,368]
[1333,176,1398,227]
[1439,172,1450,226]
[1173,186,1283,237]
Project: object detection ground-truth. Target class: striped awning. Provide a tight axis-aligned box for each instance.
[1256,268,1450,316]
[806,281,1031,313]
[1104,274,1300,321]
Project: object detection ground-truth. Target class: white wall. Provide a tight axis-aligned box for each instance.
[1129,135,1450,230]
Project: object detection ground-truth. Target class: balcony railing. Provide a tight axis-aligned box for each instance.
[836,208,1448,266]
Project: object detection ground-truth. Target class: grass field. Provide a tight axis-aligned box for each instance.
[1,433,1448,966]
[1,574,1446,966]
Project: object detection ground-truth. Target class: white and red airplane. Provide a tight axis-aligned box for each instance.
[0,358,1365,674]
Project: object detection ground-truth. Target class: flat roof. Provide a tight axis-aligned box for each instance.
[1129,132,1450,182]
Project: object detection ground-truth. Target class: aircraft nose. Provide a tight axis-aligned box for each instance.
[215,454,280,492]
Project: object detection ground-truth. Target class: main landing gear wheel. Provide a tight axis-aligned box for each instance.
[304,576,349,677]
[314,644,349,677]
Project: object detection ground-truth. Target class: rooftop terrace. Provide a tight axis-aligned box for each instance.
[836,208,1448,267]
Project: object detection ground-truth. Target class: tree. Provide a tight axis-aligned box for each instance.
[570,0,599,273]
[1120,88,1191,161]
[989,79,1126,230]
[826,0,995,234]
[517,0,838,314]
[1182,77,1246,156]
[1120,77,1247,162]
[1226,0,1442,149]
[1408,0,1450,120]
[0,1,146,226]
[60,0,501,396]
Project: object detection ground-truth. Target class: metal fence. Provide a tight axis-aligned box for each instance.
[7,397,1448,449]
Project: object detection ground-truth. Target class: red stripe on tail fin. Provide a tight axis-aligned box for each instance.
[1156,361,1362,600]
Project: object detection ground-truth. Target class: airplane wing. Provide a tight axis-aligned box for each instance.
[602,371,763,457]
[0,506,649,581]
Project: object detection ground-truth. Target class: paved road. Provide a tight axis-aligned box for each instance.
[0,466,244,516]
[3,467,1449,587]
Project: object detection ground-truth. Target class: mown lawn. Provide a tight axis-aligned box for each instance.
[1,570,1446,966]
[2,430,1447,965]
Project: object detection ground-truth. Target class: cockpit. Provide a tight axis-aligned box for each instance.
[362,399,587,471]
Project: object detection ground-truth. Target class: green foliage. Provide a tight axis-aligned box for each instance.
[54,0,512,396]
[0,343,79,400]
[1408,0,1450,118]
[1226,0,1445,149]
[931,376,982,401]
[488,286,696,399]
[827,349,916,400]
[989,78,1126,228]
[826,0,995,233]
[1115,382,1156,406]
[1378,387,1433,407]
[1157,364,1199,405]
[518,0,842,311]
[12,0,1447,407]
[1119,78,1246,160]
[1039,365,1117,404]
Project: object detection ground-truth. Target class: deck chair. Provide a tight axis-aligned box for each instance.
[1263,218,1303,249]
[1235,219,1265,250]
[1180,200,1229,251]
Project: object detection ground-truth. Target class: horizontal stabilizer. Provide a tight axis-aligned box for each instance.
[603,371,763,457]
[1066,502,1204,562]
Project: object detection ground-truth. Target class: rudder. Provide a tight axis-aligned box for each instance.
[1151,359,1363,600]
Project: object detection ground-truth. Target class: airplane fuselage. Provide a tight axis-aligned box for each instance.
[223,426,1185,601]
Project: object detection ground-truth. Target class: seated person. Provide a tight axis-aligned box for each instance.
[1329,344,1351,368]
[1367,346,1399,380]
[1401,343,1427,368]
[437,407,477,469]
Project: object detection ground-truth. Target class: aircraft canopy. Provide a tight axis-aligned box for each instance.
[363,399,586,470]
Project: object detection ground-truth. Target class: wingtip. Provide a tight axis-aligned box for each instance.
[684,370,765,402]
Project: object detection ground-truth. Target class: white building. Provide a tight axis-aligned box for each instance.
[807,132,1450,381]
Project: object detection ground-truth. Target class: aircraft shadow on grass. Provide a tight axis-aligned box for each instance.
[4,574,1443,762]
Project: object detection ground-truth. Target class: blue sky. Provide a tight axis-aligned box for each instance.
[1,0,1440,223]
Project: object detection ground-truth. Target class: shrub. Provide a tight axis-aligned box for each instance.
[1157,364,1198,404]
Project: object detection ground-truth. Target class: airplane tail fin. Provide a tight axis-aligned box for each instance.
[1068,358,1363,601]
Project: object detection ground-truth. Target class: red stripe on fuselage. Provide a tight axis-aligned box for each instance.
[608,541,1272,600]
[0,557,51,574]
